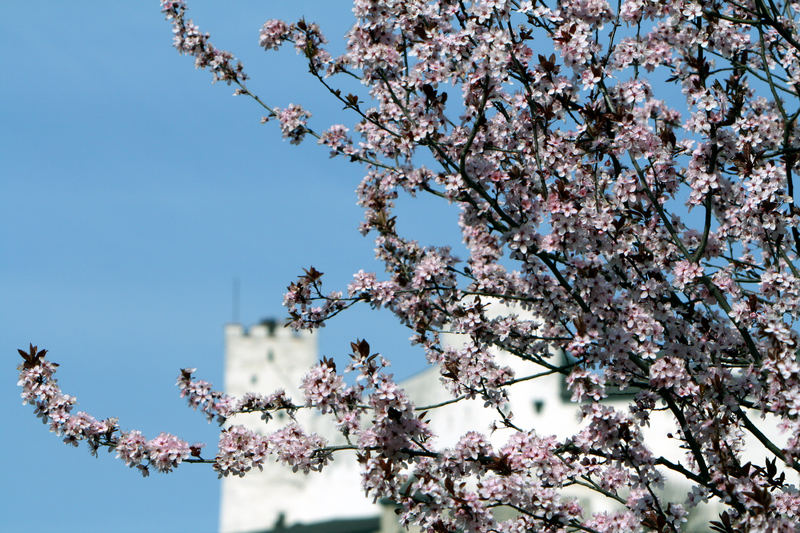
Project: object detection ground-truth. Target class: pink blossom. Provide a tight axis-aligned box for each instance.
[259,19,289,51]
[275,104,311,145]
[301,359,345,413]
[116,431,148,472]
[672,260,704,288]
[146,433,190,473]
[268,423,329,473]
[215,425,269,477]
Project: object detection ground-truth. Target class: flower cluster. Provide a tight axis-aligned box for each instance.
[319,124,356,158]
[215,425,269,477]
[17,345,198,476]
[268,423,330,473]
[284,266,348,329]
[160,0,247,85]
[649,357,699,398]
[274,104,311,145]
[177,368,236,424]
[178,368,297,424]
[259,19,289,51]
[300,358,345,414]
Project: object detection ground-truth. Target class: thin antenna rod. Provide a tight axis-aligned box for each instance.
[232,277,240,323]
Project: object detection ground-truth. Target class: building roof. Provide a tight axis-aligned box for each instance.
[261,516,380,533]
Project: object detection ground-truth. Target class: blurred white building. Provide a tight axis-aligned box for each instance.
[220,320,376,533]
[219,316,793,533]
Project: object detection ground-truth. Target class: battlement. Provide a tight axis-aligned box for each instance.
[224,319,316,341]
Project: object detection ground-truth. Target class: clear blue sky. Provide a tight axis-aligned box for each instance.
[1,2,460,532]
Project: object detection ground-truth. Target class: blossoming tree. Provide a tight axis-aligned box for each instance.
[18,0,800,530]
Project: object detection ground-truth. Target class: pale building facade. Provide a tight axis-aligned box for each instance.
[219,317,794,533]
[219,320,375,533]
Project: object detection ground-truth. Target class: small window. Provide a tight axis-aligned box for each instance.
[267,350,274,362]
[251,374,258,385]
[533,399,545,414]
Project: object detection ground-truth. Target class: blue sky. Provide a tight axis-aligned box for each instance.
[1,2,461,531]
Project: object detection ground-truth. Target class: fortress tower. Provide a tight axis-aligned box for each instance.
[219,320,318,533]
[218,320,376,533]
